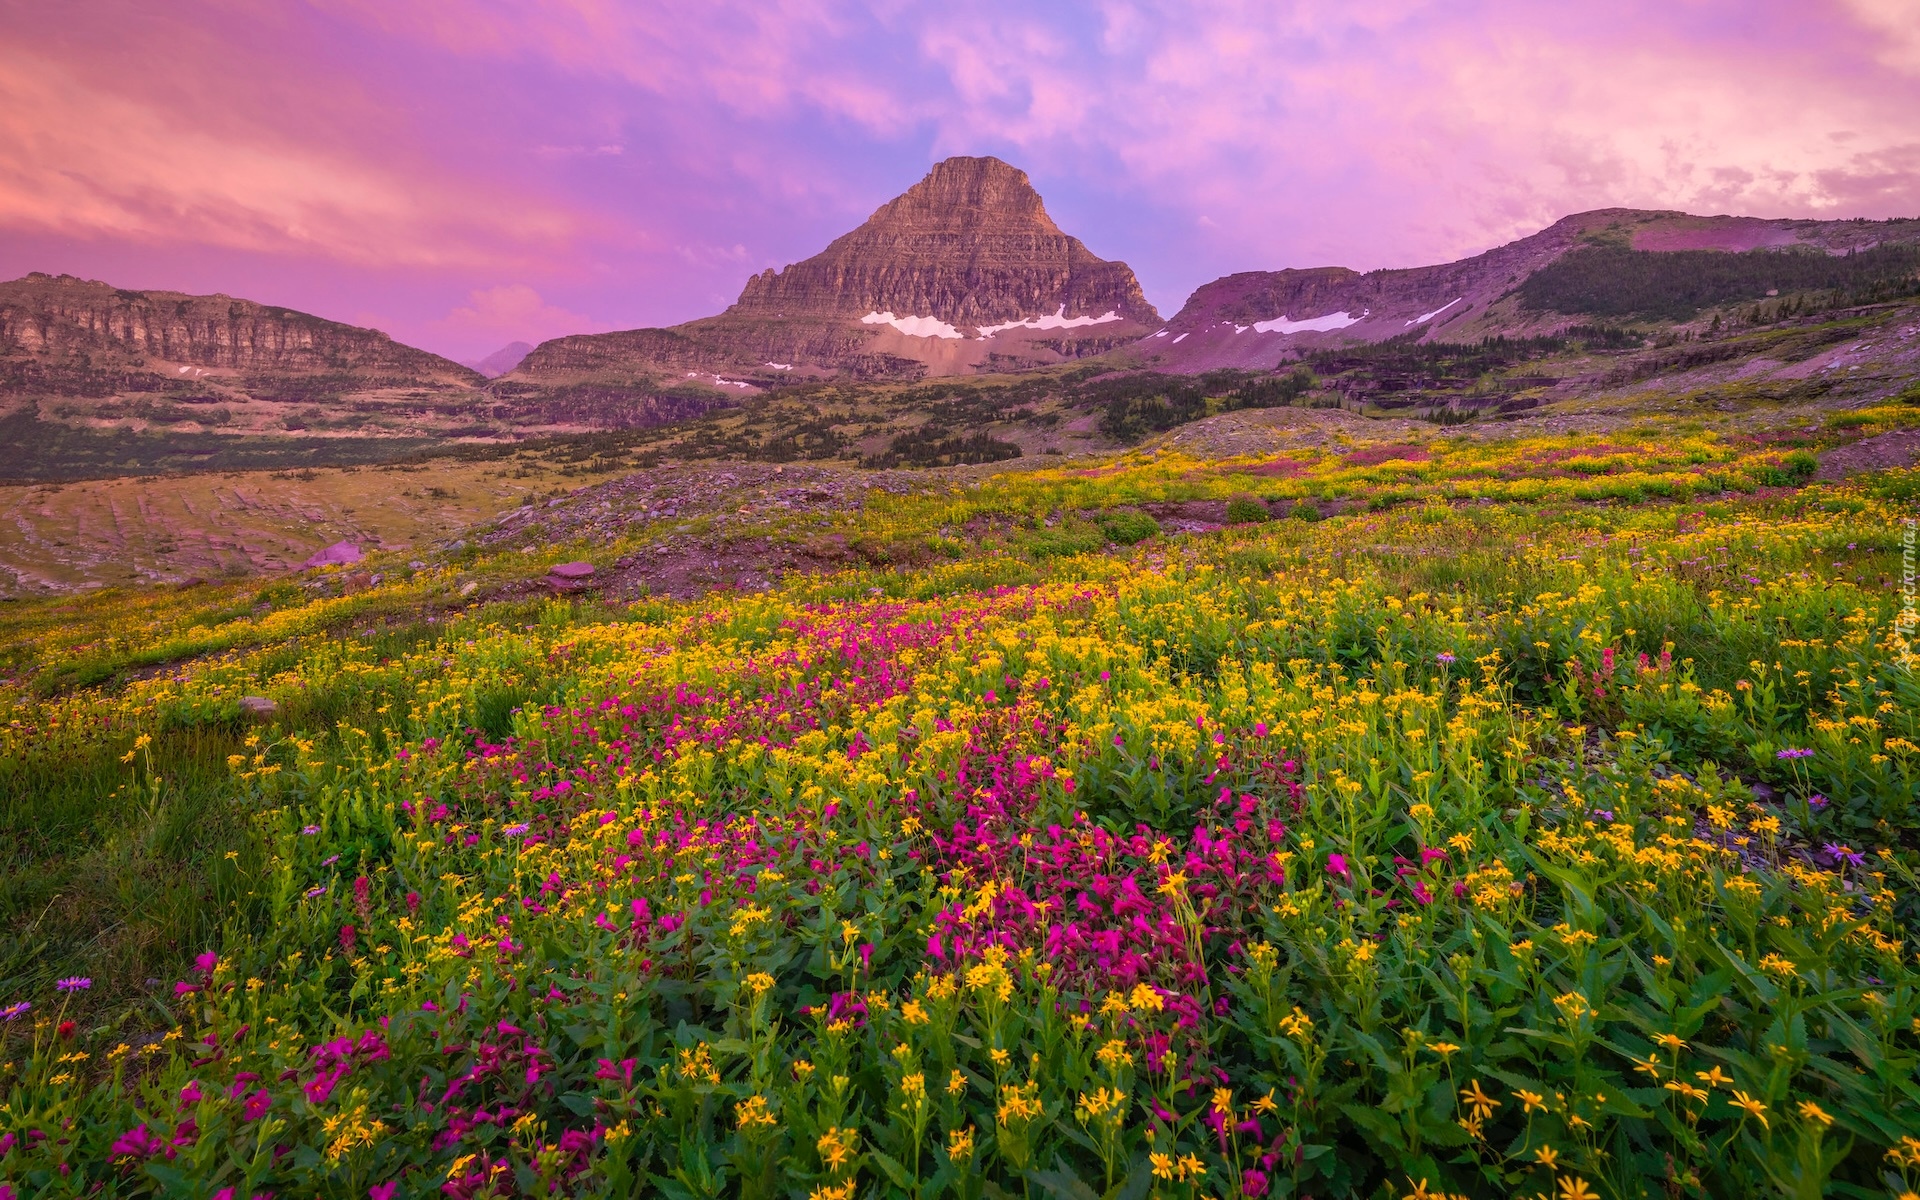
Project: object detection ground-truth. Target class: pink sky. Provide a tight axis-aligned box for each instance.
[2,0,1917,362]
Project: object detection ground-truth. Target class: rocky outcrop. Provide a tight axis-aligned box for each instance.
[515,319,879,378]
[730,156,1157,328]
[0,273,478,380]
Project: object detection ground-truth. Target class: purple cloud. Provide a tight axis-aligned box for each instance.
[0,0,1914,361]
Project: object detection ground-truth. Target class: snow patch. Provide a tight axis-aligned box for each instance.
[861,311,963,339]
[1172,333,1190,344]
[1152,330,1169,338]
[1406,298,1462,326]
[765,362,792,370]
[1252,310,1364,334]
[976,306,1123,338]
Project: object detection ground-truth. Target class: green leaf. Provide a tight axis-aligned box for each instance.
[1027,1158,1100,1200]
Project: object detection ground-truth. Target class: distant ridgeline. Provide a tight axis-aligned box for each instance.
[1517,243,1920,321]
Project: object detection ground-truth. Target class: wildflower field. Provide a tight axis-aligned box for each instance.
[2,426,1919,1199]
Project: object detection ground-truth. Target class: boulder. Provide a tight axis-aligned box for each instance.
[238,695,278,716]
[302,541,363,569]
[549,561,595,580]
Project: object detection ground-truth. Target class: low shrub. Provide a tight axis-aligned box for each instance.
[1224,495,1270,524]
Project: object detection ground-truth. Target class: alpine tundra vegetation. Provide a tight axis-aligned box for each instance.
[2,413,1918,1199]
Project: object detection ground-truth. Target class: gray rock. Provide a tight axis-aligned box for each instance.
[238,695,278,716]
[302,541,362,569]
[549,561,595,580]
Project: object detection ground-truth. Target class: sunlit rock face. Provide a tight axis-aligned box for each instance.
[728,156,1158,332]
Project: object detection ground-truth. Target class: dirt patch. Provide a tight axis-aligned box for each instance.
[600,535,851,600]
[1815,429,1920,480]
[1139,499,1231,532]
[469,534,863,604]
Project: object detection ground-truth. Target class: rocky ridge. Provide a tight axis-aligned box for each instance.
[0,273,477,380]
[1141,209,1920,372]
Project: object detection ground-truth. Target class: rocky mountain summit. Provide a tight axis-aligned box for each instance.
[729,156,1156,328]
[509,156,1160,387]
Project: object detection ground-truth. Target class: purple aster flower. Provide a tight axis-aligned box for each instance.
[1775,748,1812,760]
[302,825,321,835]
[305,885,327,899]
[320,855,340,867]
[1,1000,29,1021]
[55,977,91,992]
[1808,794,1829,810]
[1436,652,1456,665]
[501,823,530,837]
[1594,810,1615,822]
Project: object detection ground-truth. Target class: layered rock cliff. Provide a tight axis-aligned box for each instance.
[729,156,1157,328]
[0,273,478,381]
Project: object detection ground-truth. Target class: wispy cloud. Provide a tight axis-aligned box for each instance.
[1,0,1913,358]
[430,284,601,356]
[0,30,577,271]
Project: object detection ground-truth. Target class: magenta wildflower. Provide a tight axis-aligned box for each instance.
[1326,853,1351,880]
[1,1001,29,1021]
[501,823,530,837]
[55,976,90,992]
[109,1124,166,1160]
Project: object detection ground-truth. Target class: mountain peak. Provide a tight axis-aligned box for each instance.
[463,340,534,378]
[863,156,1061,237]
[728,156,1156,328]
